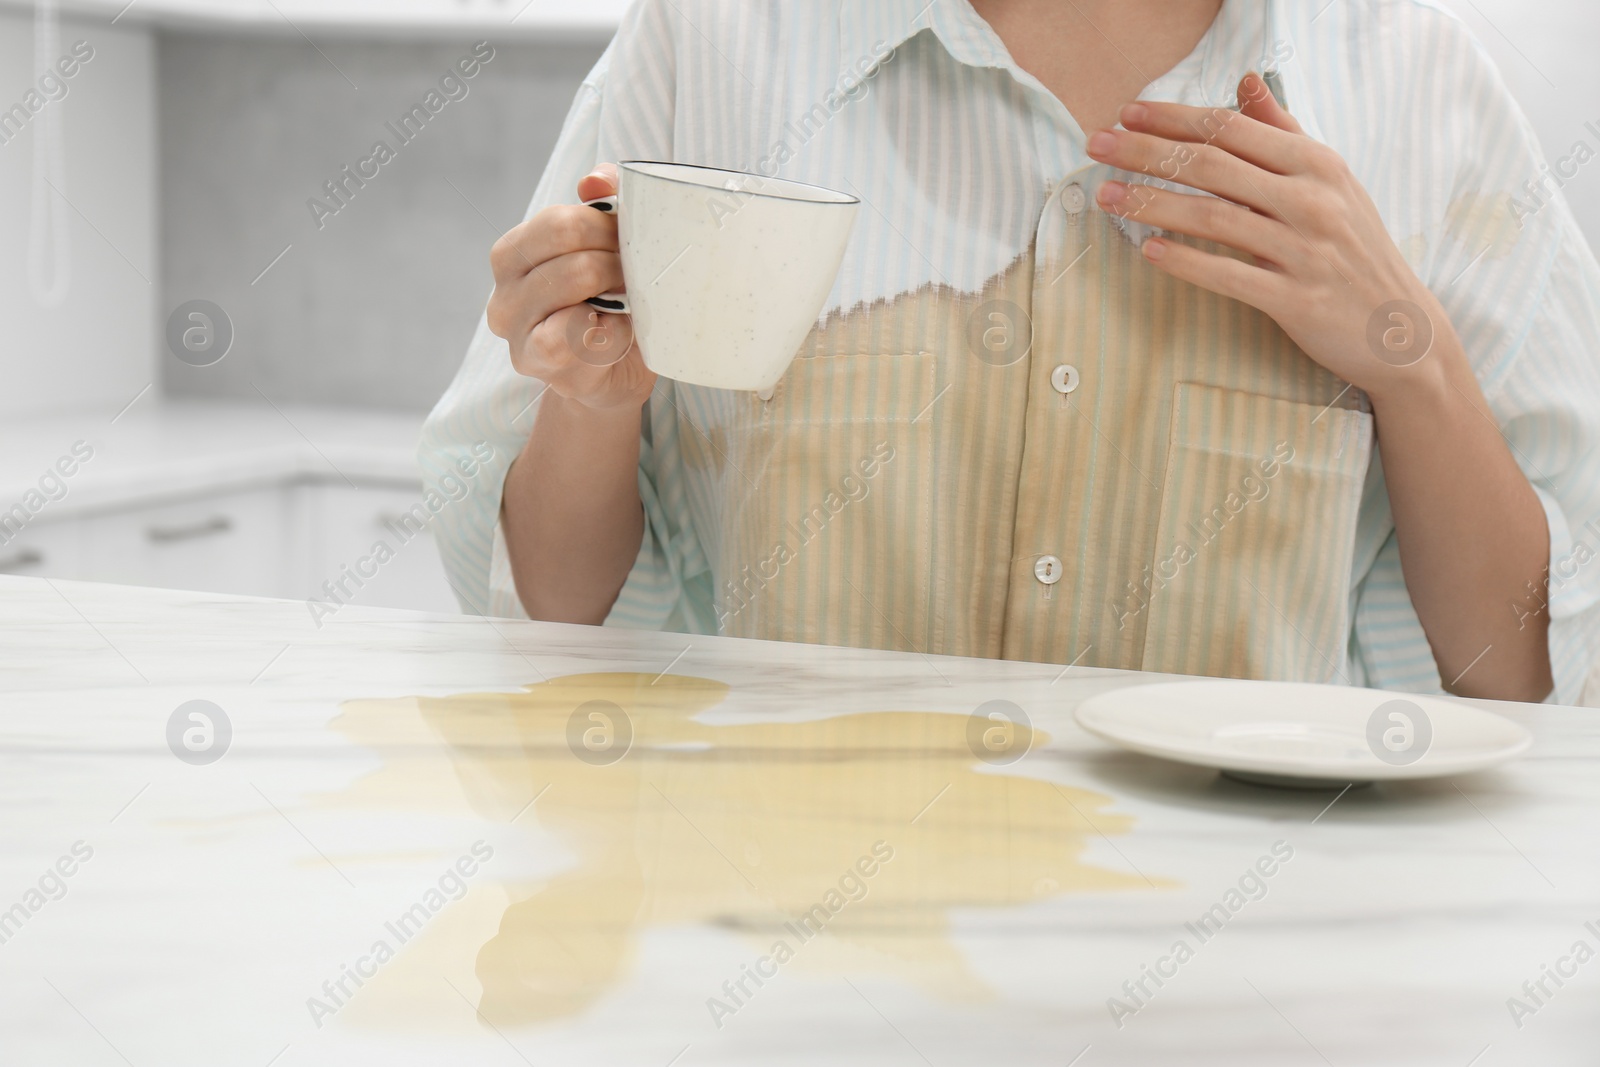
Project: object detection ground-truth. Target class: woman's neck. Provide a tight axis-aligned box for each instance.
[967,0,1227,135]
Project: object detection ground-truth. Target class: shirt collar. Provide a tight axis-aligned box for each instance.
[837,0,1015,78]
[839,0,1326,143]
[1158,0,1261,108]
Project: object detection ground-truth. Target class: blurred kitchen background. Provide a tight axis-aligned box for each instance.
[0,0,1596,618]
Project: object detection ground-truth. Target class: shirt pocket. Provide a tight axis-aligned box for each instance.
[716,352,939,650]
[1138,382,1373,682]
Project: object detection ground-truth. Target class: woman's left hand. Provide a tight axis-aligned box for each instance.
[1086,73,1446,399]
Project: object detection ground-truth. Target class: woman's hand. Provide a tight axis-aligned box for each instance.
[486,163,657,412]
[1087,74,1555,701]
[1086,73,1445,401]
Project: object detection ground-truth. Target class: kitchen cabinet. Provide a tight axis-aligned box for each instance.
[0,403,462,616]
[78,483,292,599]
[0,515,84,584]
[0,475,461,615]
[298,482,459,614]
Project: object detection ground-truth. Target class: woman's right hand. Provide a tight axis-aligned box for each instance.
[486,163,657,412]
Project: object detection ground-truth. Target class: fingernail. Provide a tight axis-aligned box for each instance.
[1098,181,1128,206]
[1142,238,1166,261]
[1121,102,1148,126]
[1088,131,1117,156]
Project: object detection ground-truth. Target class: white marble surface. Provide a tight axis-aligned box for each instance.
[0,400,425,518]
[1,577,1597,1065]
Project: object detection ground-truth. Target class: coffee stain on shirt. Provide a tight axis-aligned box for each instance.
[1396,232,1429,270]
[320,672,1165,1029]
[1445,190,1522,260]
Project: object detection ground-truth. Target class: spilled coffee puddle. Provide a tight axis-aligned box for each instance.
[326,672,1162,1028]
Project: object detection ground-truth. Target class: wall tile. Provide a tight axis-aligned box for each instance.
[159,32,605,412]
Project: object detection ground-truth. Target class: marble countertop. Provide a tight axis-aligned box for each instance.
[1,577,1596,1065]
[0,400,426,519]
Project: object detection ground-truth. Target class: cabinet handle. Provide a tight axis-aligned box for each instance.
[0,549,44,573]
[146,516,233,543]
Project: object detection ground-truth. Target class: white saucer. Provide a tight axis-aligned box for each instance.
[1073,680,1532,787]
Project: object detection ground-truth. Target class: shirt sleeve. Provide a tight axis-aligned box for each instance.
[1499,236,1600,706]
[420,0,714,630]
[1351,8,1600,706]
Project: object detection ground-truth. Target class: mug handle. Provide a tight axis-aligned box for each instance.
[582,194,629,315]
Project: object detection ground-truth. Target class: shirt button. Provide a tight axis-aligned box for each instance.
[1060,183,1086,214]
[1050,364,1080,395]
[1034,555,1063,586]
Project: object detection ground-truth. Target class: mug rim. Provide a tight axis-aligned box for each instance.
[619,160,860,207]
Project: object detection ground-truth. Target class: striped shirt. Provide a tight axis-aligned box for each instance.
[421,0,1600,704]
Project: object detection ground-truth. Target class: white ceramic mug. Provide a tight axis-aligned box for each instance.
[583,161,859,393]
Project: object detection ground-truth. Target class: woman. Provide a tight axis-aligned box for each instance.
[423,0,1600,705]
